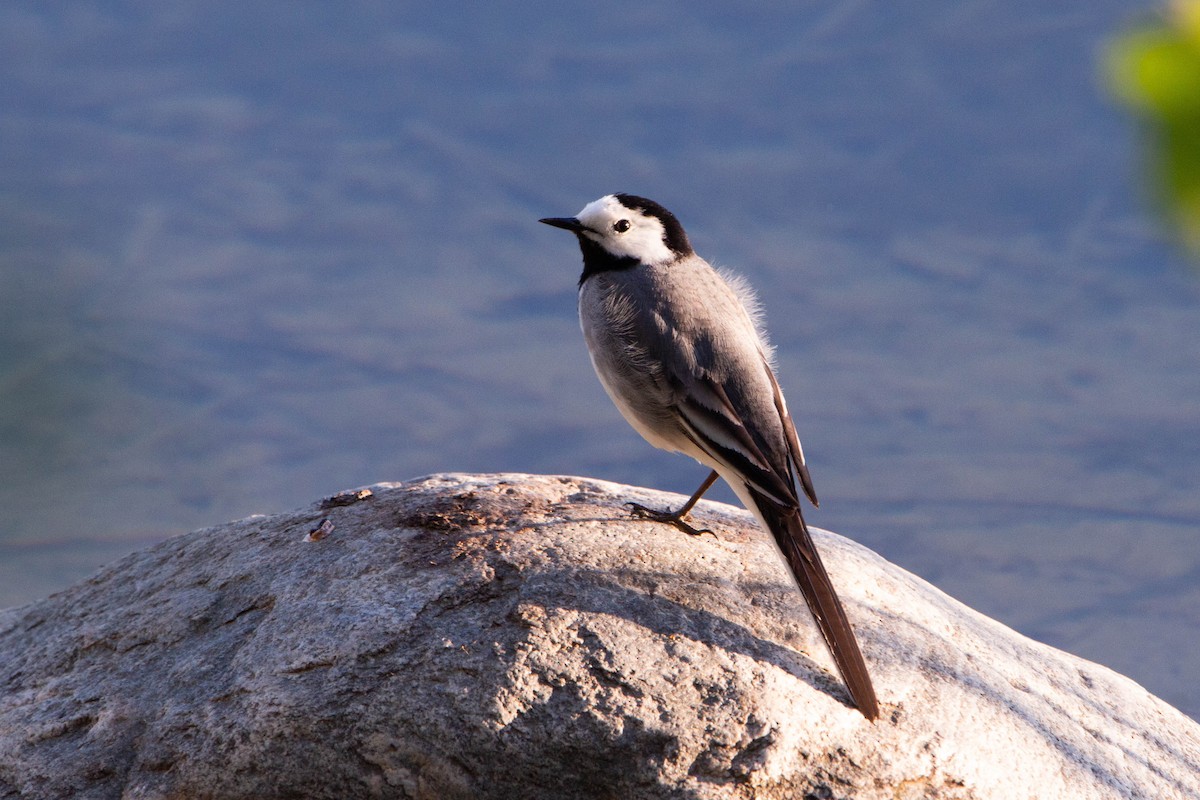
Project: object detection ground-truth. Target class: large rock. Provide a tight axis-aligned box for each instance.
[1,473,1198,799]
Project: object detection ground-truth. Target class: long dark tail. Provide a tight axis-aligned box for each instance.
[749,489,879,721]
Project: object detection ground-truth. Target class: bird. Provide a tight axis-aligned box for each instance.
[539,193,879,720]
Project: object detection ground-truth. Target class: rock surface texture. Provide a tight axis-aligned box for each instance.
[1,473,1198,799]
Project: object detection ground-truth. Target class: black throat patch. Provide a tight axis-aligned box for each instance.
[577,236,639,286]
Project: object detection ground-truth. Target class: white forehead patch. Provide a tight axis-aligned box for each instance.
[575,194,676,265]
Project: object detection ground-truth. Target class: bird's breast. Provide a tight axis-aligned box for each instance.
[578,276,692,455]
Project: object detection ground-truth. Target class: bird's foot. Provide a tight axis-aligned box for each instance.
[624,502,715,538]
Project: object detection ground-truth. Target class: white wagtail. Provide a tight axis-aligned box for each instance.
[540,194,879,720]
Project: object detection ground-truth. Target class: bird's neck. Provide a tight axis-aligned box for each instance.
[577,238,641,286]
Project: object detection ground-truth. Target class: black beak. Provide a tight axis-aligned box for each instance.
[539,216,585,233]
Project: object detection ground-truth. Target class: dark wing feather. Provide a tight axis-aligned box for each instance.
[673,377,796,506]
[763,361,818,507]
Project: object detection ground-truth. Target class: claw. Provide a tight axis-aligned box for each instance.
[624,502,716,538]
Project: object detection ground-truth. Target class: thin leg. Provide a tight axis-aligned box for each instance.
[626,470,720,536]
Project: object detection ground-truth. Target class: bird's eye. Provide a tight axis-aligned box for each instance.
[613,219,631,233]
